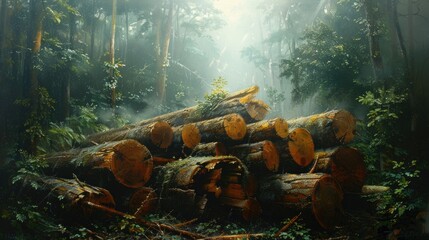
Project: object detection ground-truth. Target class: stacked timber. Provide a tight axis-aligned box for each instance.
[27,85,369,231]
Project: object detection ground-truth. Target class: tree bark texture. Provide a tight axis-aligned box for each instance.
[287,109,356,149]
[44,139,153,188]
[85,121,174,151]
[90,86,267,138]
[258,173,343,230]
[228,140,280,174]
[22,176,115,218]
[244,118,289,143]
[313,147,366,193]
[153,156,254,218]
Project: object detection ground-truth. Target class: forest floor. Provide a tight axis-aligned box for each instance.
[1,192,428,240]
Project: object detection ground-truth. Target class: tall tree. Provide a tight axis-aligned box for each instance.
[109,0,117,110]
[154,0,174,104]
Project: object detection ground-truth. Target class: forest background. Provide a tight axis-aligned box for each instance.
[0,0,428,238]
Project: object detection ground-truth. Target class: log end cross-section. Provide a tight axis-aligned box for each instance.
[287,128,315,167]
[223,114,247,140]
[181,124,201,149]
[110,140,154,188]
[150,121,174,149]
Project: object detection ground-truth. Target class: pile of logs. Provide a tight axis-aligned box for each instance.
[28,85,367,231]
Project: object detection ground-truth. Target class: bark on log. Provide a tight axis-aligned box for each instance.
[276,128,315,172]
[44,139,153,188]
[85,121,174,150]
[22,176,115,217]
[189,142,227,157]
[258,173,343,230]
[153,156,251,218]
[314,147,366,193]
[128,187,158,217]
[287,109,356,148]
[245,118,289,143]
[228,140,279,174]
[193,113,247,143]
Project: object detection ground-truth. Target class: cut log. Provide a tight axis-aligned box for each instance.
[129,187,158,217]
[158,123,202,159]
[228,140,279,174]
[153,156,250,218]
[276,128,315,172]
[44,139,153,188]
[258,173,343,230]
[153,156,177,166]
[189,142,227,157]
[314,147,366,193]
[287,109,356,148]
[245,118,289,143]
[193,113,247,143]
[85,121,174,150]
[86,86,267,141]
[22,176,115,217]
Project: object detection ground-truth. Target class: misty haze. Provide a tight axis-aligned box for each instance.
[0,0,428,239]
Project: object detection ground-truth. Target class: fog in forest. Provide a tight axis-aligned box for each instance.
[1,0,429,239]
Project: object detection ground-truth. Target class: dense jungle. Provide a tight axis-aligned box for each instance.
[0,0,428,239]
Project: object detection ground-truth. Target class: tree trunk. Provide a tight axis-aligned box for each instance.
[44,139,153,188]
[154,0,174,104]
[363,0,385,84]
[21,176,115,218]
[287,109,356,149]
[89,0,96,60]
[245,117,288,143]
[313,147,366,193]
[228,140,280,174]
[109,0,117,110]
[258,173,343,230]
[85,121,174,151]
[123,3,129,63]
[63,0,76,120]
[275,128,315,172]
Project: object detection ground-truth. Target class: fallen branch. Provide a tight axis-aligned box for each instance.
[308,155,320,174]
[274,212,302,237]
[84,201,206,239]
[199,233,265,240]
[173,218,199,228]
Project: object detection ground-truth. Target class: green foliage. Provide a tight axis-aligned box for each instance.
[37,106,108,153]
[15,87,56,149]
[11,150,47,188]
[104,61,125,91]
[280,21,369,105]
[262,218,311,240]
[266,86,286,112]
[357,87,422,224]
[195,77,229,117]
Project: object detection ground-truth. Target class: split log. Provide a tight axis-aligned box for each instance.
[153,156,251,218]
[44,139,153,188]
[193,113,247,143]
[258,173,343,230]
[189,142,227,157]
[276,128,315,172]
[245,118,289,143]
[313,147,366,193]
[287,109,356,148]
[22,176,115,217]
[85,121,174,150]
[228,140,279,174]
